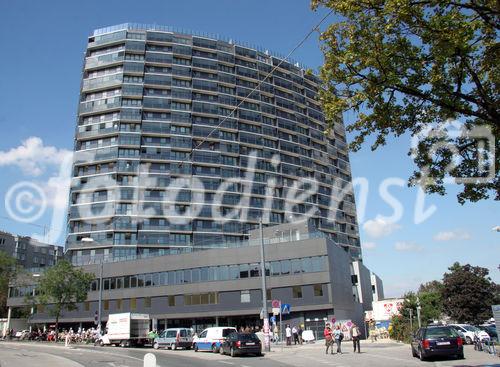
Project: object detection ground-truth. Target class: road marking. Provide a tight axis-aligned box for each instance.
[219,361,234,365]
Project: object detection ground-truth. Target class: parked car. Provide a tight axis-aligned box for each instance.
[14,330,30,340]
[477,325,498,342]
[192,327,237,353]
[153,328,193,350]
[220,332,262,357]
[411,326,464,361]
[449,324,489,344]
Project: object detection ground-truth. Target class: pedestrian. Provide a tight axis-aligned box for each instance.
[285,324,292,345]
[298,325,303,345]
[324,324,334,354]
[334,325,343,354]
[292,325,298,345]
[350,323,361,353]
[273,324,279,343]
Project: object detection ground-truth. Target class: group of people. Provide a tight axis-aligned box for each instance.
[324,322,361,355]
[284,324,304,345]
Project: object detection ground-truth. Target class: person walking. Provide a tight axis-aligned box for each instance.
[292,325,299,345]
[298,325,303,345]
[285,325,292,345]
[350,323,361,353]
[324,324,334,354]
[333,325,343,354]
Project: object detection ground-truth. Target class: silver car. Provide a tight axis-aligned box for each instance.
[153,328,193,350]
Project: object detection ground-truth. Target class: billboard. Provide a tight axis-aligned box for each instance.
[371,299,404,321]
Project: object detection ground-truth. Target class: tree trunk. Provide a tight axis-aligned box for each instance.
[54,313,59,342]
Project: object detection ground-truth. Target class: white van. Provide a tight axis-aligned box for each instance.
[192,327,237,352]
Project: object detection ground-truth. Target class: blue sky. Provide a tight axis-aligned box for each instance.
[0,0,498,297]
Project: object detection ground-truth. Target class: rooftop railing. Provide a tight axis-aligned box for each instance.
[91,23,316,73]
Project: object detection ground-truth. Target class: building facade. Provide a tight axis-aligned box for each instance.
[67,23,361,262]
[9,223,368,336]
[0,231,63,269]
[6,24,382,337]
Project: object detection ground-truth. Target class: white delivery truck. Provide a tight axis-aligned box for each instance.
[98,313,150,347]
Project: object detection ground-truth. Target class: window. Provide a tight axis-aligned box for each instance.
[130,298,137,310]
[239,264,249,278]
[103,300,109,310]
[116,299,122,310]
[144,297,151,308]
[168,295,176,307]
[292,286,303,298]
[84,301,90,311]
[241,290,251,303]
[281,260,291,275]
[313,284,324,297]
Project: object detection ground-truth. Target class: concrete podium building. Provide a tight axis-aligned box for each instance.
[7,24,383,336]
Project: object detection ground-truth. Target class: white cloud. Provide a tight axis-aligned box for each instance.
[433,230,471,241]
[0,137,72,176]
[363,216,401,238]
[362,241,377,250]
[394,241,423,252]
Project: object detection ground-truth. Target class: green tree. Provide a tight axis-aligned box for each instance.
[0,251,17,317]
[441,262,498,323]
[33,260,93,337]
[312,0,499,203]
[390,287,443,342]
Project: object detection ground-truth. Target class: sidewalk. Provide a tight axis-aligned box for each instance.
[265,338,401,356]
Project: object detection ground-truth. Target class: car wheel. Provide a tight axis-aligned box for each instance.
[466,336,472,345]
[230,347,235,357]
[171,343,176,351]
[153,342,159,350]
[212,344,218,353]
[119,340,127,348]
[219,346,225,355]
[418,348,426,361]
[411,346,418,358]
[194,343,198,352]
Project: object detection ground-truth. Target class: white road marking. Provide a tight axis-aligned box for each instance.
[219,361,234,365]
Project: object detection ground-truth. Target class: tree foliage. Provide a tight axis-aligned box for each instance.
[441,262,498,323]
[312,0,499,203]
[33,260,93,335]
[0,251,17,317]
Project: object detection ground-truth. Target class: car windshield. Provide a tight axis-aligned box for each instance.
[463,325,477,331]
[425,327,458,338]
[238,333,259,341]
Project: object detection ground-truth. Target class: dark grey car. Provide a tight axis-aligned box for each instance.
[411,326,464,361]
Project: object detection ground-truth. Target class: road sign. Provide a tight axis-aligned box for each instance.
[271,299,280,308]
[272,307,280,315]
[281,303,291,314]
[270,316,276,324]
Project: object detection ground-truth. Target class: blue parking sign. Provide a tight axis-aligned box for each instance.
[270,316,276,324]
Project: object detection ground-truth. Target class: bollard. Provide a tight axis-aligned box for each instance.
[143,353,156,367]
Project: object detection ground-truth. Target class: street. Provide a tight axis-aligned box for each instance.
[1,340,498,367]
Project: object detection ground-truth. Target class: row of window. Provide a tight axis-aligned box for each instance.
[88,256,327,292]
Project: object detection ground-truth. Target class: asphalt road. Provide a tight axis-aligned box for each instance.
[1,340,499,367]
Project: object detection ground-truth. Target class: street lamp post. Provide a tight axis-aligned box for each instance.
[416,297,422,328]
[259,219,270,352]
